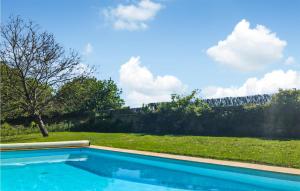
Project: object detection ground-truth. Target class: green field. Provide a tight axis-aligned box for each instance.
[1,132,300,168]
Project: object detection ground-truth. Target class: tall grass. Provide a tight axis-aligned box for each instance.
[0,122,73,139]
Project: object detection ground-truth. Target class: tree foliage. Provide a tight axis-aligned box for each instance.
[265,89,300,137]
[155,90,211,116]
[105,89,300,138]
[56,77,124,115]
[136,91,211,134]
[1,63,24,119]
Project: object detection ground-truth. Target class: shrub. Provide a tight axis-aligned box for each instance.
[264,89,300,138]
[1,122,12,129]
[29,121,38,129]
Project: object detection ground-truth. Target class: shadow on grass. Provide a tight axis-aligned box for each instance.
[258,137,300,141]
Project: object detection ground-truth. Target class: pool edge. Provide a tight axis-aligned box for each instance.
[89,145,300,176]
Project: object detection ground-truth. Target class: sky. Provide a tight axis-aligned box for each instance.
[2,0,300,107]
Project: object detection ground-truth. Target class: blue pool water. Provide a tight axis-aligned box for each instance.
[1,148,300,191]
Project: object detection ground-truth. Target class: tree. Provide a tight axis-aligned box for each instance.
[138,90,211,134]
[266,89,300,137]
[1,63,27,120]
[56,77,124,115]
[0,16,83,137]
[156,90,211,116]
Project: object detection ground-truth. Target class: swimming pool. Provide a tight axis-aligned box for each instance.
[1,148,299,191]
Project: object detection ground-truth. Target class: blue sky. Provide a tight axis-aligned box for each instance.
[2,0,300,107]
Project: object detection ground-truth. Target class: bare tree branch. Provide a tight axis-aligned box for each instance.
[0,16,84,136]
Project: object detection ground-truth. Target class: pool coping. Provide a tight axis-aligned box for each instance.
[89,145,300,176]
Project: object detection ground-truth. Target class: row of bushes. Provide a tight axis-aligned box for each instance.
[125,105,299,138]
[1,89,300,139]
[77,89,300,138]
[56,105,298,139]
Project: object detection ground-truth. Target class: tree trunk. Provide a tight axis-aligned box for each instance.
[35,114,49,137]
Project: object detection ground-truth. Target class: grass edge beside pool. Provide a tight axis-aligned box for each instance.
[1,132,300,169]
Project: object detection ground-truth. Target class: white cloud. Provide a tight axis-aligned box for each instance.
[120,56,186,107]
[103,0,162,31]
[284,56,296,65]
[83,43,93,55]
[206,19,287,71]
[203,70,300,98]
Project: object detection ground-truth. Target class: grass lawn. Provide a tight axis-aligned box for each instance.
[1,132,300,169]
